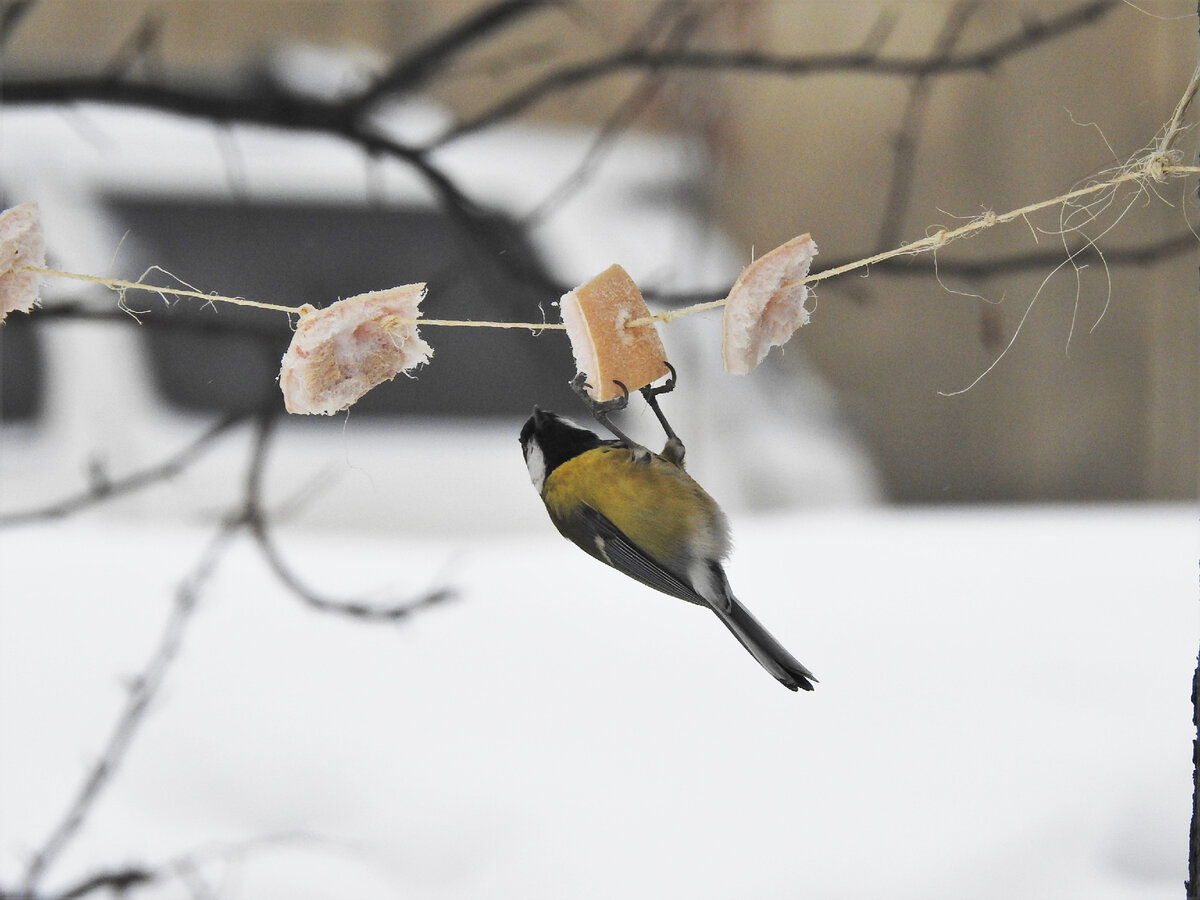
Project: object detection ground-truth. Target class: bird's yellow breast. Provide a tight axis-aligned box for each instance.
[543,446,730,567]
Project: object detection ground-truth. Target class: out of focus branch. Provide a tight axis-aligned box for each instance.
[816,230,1199,284]
[5,831,320,900]
[237,410,455,620]
[1,407,452,900]
[349,0,558,110]
[633,230,1198,309]
[436,0,1117,142]
[1189,644,1200,899]
[2,1,1118,152]
[17,525,237,896]
[0,0,1132,300]
[0,411,254,527]
[523,1,708,224]
[53,867,156,900]
[876,1,982,249]
[0,0,34,47]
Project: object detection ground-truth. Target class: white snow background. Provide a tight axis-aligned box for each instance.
[1,504,1195,899]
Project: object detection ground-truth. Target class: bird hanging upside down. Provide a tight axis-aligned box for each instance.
[519,366,816,692]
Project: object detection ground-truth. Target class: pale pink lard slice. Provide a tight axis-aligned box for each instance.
[0,203,46,321]
[721,233,817,374]
[279,284,433,415]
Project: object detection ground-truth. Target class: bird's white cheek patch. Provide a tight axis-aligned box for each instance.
[525,443,546,493]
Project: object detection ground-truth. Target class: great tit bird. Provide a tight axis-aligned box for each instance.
[519,374,816,692]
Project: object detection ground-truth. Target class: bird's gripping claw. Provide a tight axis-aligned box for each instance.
[571,362,685,467]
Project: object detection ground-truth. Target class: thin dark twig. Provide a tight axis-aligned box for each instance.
[238,409,455,620]
[876,1,982,250]
[1188,14,1200,897]
[1188,643,1200,899]
[0,0,1119,299]
[53,867,157,900]
[523,1,707,225]
[434,0,1118,143]
[17,526,238,895]
[251,520,455,619]
[0,2,1117,301]
[12,831,321,900]
[856,8,900,58]
[102,11,163,80]
[354,131,558,292]
[853,229,1199,279]
[1,1,1116,149]
[349,0,558,111]
[0,411,253,528]
[637,230,1199,308]
[0,0,35,47]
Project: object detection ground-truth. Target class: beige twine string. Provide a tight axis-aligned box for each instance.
[25,159,1197,331]
[19,59,1200,331]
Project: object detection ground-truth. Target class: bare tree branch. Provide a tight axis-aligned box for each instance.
[1,1,1117,147]
[2,78,562,298]
[53,867,156,900]
[0,411,254,528]
[102,12,164,80]
[349,0,560,111]
[0,408,452,900]
[634,231,1198,308]
[850,229,1198,280]
[17,526,237,895]
[434,0,1118,143]
[0,0,35,48]
[0,0,1125,301]
[1190,12,1200,891]
[876,1,982,249]
[236,410,455,620]
[3,831,324,900]
[522,1,708,225]
[1189,643,1200,899]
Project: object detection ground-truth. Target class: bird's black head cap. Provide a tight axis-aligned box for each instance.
[520,407,604,479]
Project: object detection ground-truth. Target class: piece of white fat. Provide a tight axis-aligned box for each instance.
[279,284,433,415]
[0,203,46,321]
[721,233,817,374]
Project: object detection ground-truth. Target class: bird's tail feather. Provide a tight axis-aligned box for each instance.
[712,595,817,692]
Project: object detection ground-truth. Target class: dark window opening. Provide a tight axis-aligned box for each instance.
[0,314,44,423]
[107,198,580,418]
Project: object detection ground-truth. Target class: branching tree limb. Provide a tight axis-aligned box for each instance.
[2,0,1165,302]
[434,0,1118,143]
[0,405,454,900]
[347,0,559,111]
[1189,644,1200,897]
[236,409,455,619]
[0,411,253,527]
[876,0,982,249]
[16,525,235,896]
[1189,10,1200,886]
[522,1,708,225]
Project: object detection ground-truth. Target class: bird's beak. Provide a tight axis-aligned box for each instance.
[532,406,546,426]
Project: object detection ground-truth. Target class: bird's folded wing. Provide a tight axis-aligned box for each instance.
[575,505,706,607]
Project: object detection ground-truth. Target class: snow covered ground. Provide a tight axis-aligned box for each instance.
[1,504,1194,899]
